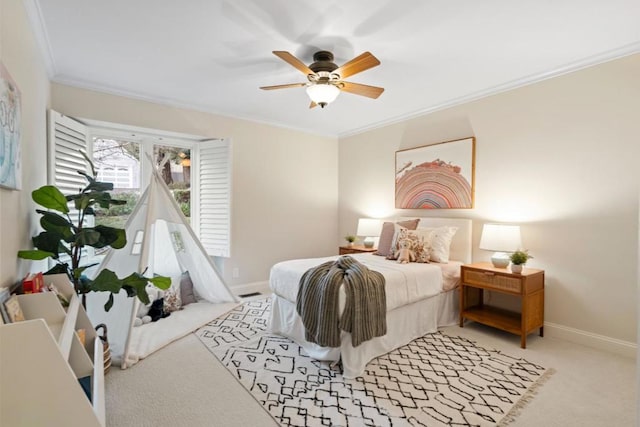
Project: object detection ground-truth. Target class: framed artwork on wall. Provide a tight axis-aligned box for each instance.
[0,61,22,190]
[395,137,475,209]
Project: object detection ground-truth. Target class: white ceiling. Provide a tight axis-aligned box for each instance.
[27,0,640,138]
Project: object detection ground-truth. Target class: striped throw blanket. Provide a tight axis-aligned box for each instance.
[296,255,386,348]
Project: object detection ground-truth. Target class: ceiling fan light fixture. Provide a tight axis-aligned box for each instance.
[261,50,383,108]
[306,83,340,108]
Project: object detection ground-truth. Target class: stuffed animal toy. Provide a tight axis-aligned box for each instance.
[134,286,162,326]
[394,238,416,264]
[147,297,171,322]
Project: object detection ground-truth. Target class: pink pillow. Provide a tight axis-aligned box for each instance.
[373,219,420,257]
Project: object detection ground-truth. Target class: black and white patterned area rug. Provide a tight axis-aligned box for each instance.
[196,298,553,427]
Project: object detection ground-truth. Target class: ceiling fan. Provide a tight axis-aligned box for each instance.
[260,50,384,108]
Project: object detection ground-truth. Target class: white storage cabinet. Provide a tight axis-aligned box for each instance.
[0,274,105,426]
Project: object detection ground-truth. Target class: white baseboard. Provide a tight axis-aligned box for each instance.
[231,281,270,296]
[544,321,637,359]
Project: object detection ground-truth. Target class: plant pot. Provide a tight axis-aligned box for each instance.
[511,264,523,274]
[347,242,354,247]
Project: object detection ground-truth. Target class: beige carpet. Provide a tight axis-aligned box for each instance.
[105,307,636,427]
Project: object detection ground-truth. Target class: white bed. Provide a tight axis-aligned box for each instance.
[268,217,472,378]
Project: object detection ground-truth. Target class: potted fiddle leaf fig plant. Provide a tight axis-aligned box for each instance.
[509,250,533,274]
[18,152,170,311]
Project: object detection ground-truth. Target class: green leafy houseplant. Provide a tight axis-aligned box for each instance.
[345,235,356,243]
[510,250,533,265]
[18,152,170,311]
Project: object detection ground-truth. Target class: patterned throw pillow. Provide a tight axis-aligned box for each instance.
[374,219,420,257]
[387,228,432,263]
[163,276,183,312]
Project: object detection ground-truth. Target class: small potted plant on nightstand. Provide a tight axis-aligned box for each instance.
[344,235,356,247]
[510,250,533,274]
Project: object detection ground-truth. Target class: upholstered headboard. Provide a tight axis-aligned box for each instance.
[397,217,472,264]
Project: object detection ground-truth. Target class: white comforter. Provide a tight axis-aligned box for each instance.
[270,253,461,311]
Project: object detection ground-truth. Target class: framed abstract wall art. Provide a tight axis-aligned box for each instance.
[0,61,22,190]
[395,137,475,209]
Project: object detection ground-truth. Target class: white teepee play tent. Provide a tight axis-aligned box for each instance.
[87,157,238,368]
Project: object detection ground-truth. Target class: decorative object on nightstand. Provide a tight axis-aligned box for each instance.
[509,250,533,274]
[356,218,381,248]
[459,262,544,348]
[344,235,356,247]
[339,245,378,255]
[479,223,522,268]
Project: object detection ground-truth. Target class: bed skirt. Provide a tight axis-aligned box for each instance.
[269,288,459,378]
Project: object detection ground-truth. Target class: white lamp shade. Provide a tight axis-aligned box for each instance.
[479,224,522,252]
[356,218,381,237]
[306,84,340,105]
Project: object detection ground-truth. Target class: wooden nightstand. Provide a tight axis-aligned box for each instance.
[459,262,544,348]
[339,245,377,255]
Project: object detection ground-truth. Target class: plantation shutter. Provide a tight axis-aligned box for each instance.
[48,110,90,192]
[195,139,231,257]
[47,110,93,262]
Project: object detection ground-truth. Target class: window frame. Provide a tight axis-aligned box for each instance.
[48,111,231,263]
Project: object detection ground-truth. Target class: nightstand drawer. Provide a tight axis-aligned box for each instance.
[339,245,377,255]
[462,269,522,293]
[340,248,359,255]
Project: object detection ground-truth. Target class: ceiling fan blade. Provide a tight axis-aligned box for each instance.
[273,51,314,76]
[334,52,380,79]
[260,83,307,90]
[309,101,318,109]
[339,81,384,99]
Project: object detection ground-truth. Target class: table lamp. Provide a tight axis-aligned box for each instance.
[479,224,522,268]
[357,218,381,248]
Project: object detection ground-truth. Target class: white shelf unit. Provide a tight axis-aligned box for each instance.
[0,274,105,427]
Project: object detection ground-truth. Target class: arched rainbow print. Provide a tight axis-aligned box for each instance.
[395,161,472,209]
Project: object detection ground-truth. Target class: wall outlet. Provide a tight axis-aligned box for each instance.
[232,267,240,278]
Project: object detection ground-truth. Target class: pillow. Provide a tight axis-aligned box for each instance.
[377,223,406,257]
[180,271,197,306]
[387,228,432,263]
[374,218,420,257]
[163,275,183,312]
[421,226,458,263]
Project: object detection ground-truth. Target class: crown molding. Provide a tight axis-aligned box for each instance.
[23,0,56,78]
[48,39,639,140]
[51,75,338,139]
[338,42,640,139]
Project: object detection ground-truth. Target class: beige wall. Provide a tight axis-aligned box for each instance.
[51,83,339,287]
[0,0,51,288]
[339,54,640,345]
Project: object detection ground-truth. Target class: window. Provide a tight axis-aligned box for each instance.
[153,144,192,221]
[47,110,231,267]
[92,138,141,230]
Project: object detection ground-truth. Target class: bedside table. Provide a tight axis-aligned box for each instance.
[459,262,544,348]
[339,245,377,255]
